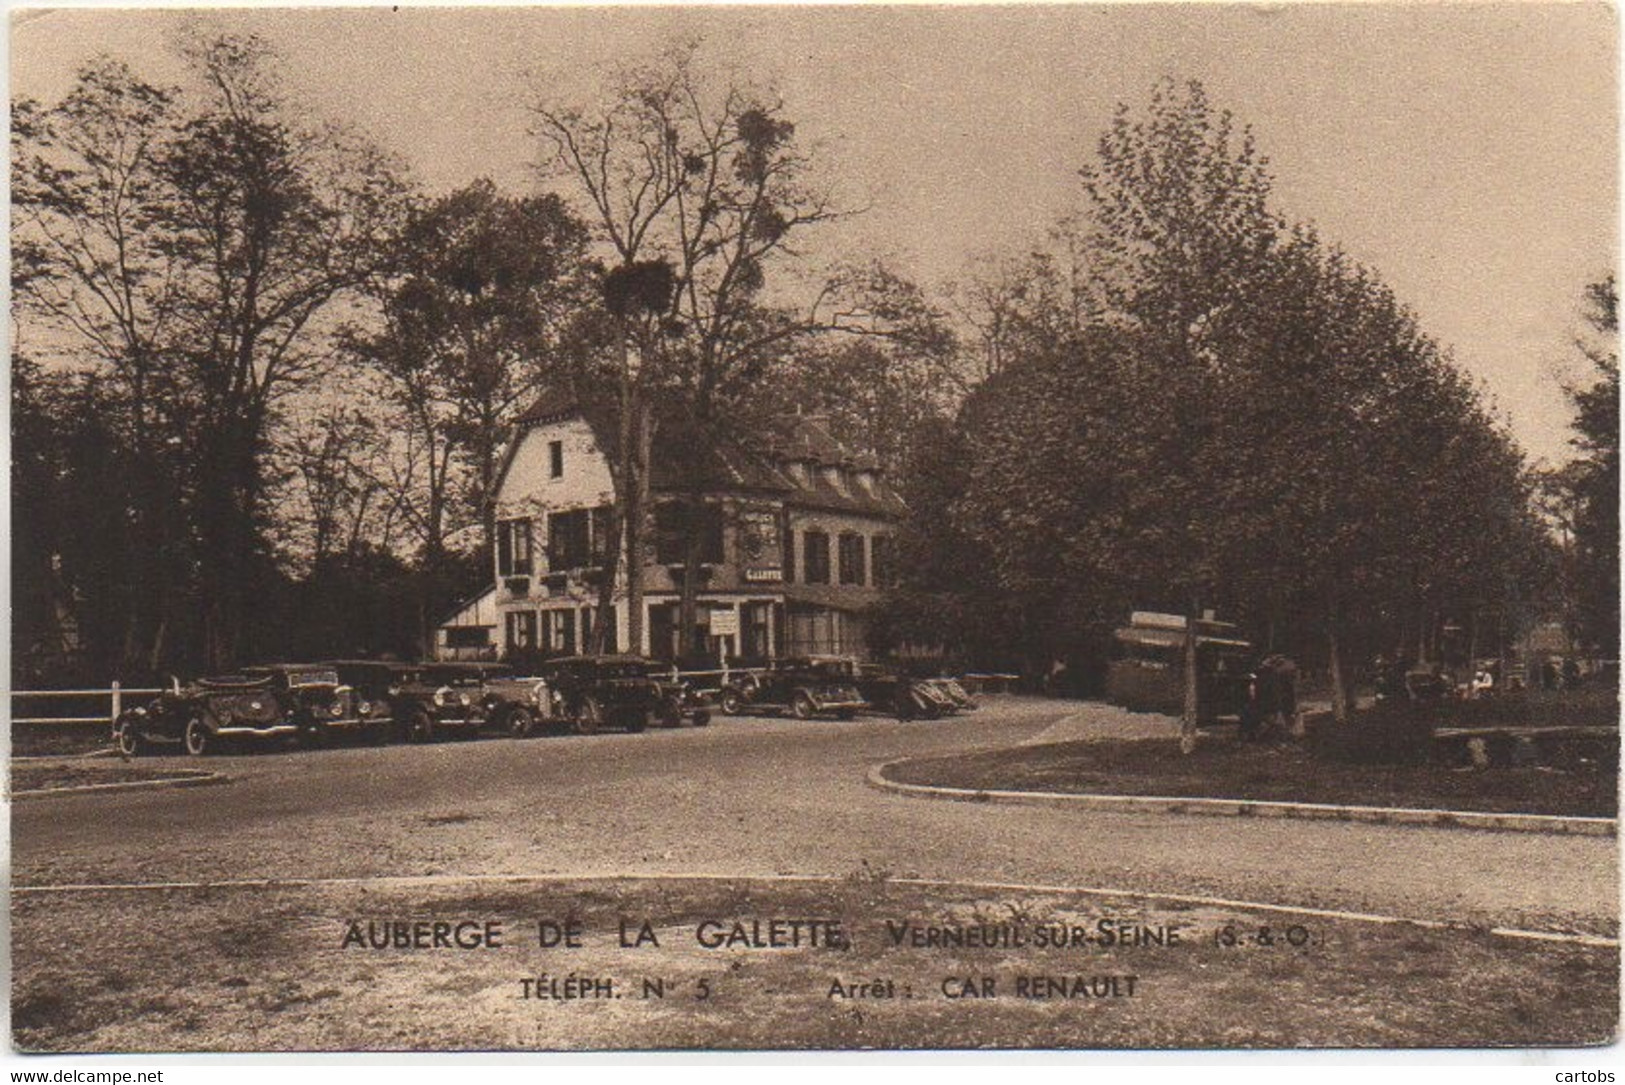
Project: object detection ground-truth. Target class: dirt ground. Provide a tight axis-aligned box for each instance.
[12,876,1617,1052]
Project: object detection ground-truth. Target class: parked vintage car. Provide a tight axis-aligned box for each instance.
[717,657,869,720]
[854,664,969,720]
[240,663,382,745]
[476,661,685,738]
[650,668,714,730]
[329,660,491,743]
[113,666,337,757]
[523,655,700,734]
[480,672,552,738]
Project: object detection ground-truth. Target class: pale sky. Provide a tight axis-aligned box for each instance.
[10,2,1618,464]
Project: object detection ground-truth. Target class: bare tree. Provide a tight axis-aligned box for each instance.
[534,42,845,659]
[274,400,400,574]
[13,60,190,671]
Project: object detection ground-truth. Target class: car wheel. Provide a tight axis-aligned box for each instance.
[574,697,603,736]
[115,716,147,758]
[507,707,535,739]
[404,708,434,744]
[791,692,816,720]
[719,689,744,716]
[183,716,212,757]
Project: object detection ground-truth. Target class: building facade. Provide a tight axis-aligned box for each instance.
[458,396,903,664]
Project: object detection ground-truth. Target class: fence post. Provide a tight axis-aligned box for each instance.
[111,680,122,724]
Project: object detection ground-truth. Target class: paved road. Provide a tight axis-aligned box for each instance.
[12,698,1617,937]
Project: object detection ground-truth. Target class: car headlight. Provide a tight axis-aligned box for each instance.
[458,691,471,707]
[358,700,373,717]
[433,688,449,707]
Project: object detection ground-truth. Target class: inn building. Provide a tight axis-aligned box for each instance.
[438,395,903,664]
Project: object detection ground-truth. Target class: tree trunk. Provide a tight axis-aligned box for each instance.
[146,617,168,677]
[591,502,622,654]
[1328,623,1349,724]
[622,380,650,658]
[478,416,499,567]
[676,489,704,663]
[198,427,261,672]
[1180,597,1200,755]
[419,429,450,662]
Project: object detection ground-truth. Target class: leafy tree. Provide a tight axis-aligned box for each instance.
[13,35,407,671]
[356,180,595,552]
[345,179,597,649]
[937,78,1545,740]
[752,263,962,478]
[156,35,405,666]
[1074,78,1281,745]
[272,401,401,575]
[1551,276,1620,654]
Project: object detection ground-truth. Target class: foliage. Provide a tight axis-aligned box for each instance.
[894,79,1546,715]
[13,36,408,674]
[345,179,597,557]
[1554,277,1619,653]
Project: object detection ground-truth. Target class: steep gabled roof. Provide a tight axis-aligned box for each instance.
[515,389,589,426]
[498,397,903,517]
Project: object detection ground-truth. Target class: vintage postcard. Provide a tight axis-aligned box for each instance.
[9,1,1619,1054]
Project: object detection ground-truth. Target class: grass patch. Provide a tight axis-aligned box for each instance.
[12,723,116,758]
[11,762,211,794]
[886,727,1617,818]
[10,877,1617,1051]
[1435,687,1619,730]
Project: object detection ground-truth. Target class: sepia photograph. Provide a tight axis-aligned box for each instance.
[7,0,1620,1055]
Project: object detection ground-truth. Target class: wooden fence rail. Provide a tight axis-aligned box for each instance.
[12,668,1016,727]
[12,684,167,726]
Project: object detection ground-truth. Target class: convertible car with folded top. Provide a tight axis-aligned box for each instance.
[114,663,367,756]
[854,663,977,720]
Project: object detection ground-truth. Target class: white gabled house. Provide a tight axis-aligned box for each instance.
[460,392,904,665]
